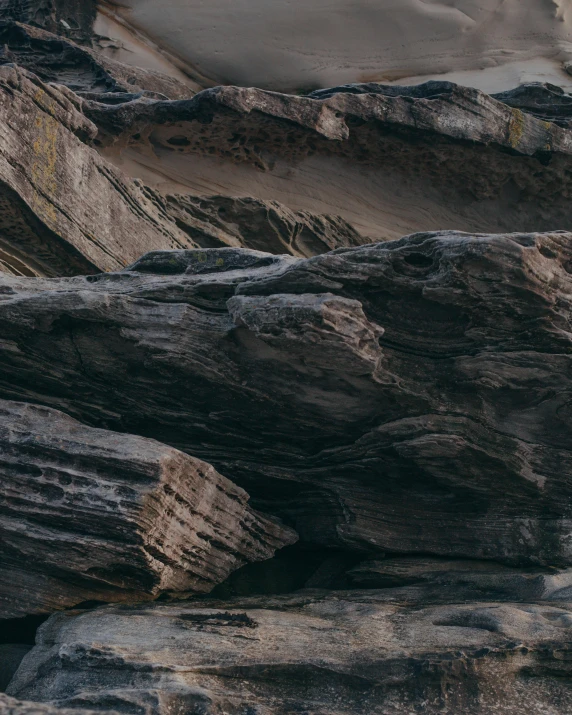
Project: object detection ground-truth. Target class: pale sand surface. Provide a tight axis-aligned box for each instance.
[104,145,558,241]
[100,0,572,92]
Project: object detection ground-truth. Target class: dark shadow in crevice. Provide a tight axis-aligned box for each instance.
[210,542,363,599]
[0,614,49,645]
[0,614,50,692]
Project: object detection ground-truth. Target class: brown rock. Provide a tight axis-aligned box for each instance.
[0,64,199,277]
[0,233,570,565]
[0,399,296,619]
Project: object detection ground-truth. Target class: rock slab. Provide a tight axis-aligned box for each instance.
[0,399,296,619]
[8,590,572,714]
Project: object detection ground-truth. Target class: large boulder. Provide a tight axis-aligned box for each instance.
[0,399,296,619]
[0,233,570,565]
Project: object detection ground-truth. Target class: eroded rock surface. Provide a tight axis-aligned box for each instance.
[0,22,196,99]
[8,589,572,714]
[0,233,570,565]
[162,194,368,256]
[0,64,199,276]
[93,80,572,241]
[0,399,296,619]
[0,694,112,715]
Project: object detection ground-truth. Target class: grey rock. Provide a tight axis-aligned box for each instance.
[0,399,296,619]
[0,22,195,100]
[161,194,368,257]
[0,233,570,565]
[8,590,572,714]
[0,0,96,43]
[347,557,572,601]
[0,694,112,714]
[86,81,568,155]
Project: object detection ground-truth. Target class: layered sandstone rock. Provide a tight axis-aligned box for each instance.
[8,587,572,714]
[0,233,570,565]
[0,21,197,99]
[91,80,572,241]
[0,399,296,619]
[1,1,572,712]
[0,64,197,276]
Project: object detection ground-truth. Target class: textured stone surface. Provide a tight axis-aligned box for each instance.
[0,0,96,42]
[92,80,572,240]
[0,22,195,100]
[0,694,111,714]
[8,589,572,714]
[89,80,572,155]
[0,399,296,619]
[162,194,368,256]
[0,233,570,565]
[0,64,197,276]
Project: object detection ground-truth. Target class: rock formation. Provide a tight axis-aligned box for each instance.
[1,2,572,713]
[8,587,572,714]
[0,694,110,715]
[0,399,296,618]
[0,234,571,566]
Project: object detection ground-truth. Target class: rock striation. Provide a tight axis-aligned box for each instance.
[0,694,112,715]
[0,64,197,276]
[2,2,572,712]
[0,233,570,566]
[0,21,196,99]
[0,399,296,619]
[88,79,572,241]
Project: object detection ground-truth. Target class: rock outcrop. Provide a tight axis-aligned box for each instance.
[0,399,296,619]
[89,80,572,241]
[0,22,196,99]
[0,233,570,566]
[0,64,198,276]
[162,194,368,256]
[0,56,369,276]
[8,587,572,714]
[2,2,572,712]
[0,694,111,715]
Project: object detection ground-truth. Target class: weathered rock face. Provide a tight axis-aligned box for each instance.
[8,587,572,714]
[0,22,196,99]
[0,59,369,277]
[1,2,572,712]
[0,399,296,619]
[0,0,96,42]
[0,233,570,566]
[0,64,200,276]
[162,194,368,256]
[92,80,572,241]
[0,693,112,715]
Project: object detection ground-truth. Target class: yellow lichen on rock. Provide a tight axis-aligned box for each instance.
[508,108,526,149]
